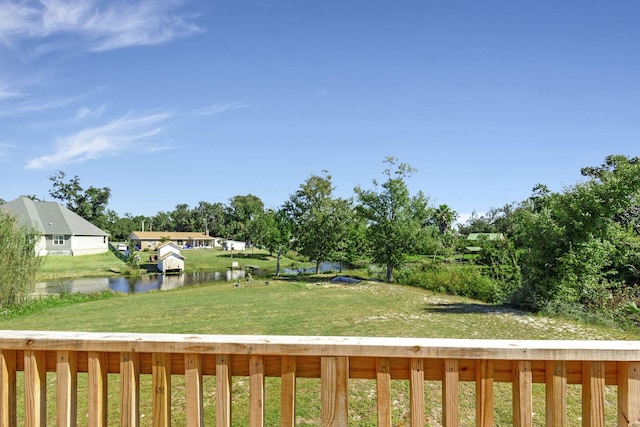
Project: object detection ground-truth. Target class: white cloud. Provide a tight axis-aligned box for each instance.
[74,104,106,120]
[194,102,247,117]
[25,111,171,169]
[0,0,202,54]
[0,85,20,100]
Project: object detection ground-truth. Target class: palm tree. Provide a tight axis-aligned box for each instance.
[434,204,457,235]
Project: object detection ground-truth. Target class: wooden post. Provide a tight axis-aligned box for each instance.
[152,353,171,427]
[410,358,425,427]
[24,350,46,427]
[443,359,459,427]
[513,361,532,427]
[582,361,605,427]
[0,350,16,427]
[56,351,78,427]
[88,351,109,427]
[476,359,494,427]
[281,356,297,427]
[376,357,392,427]
[120,352,140,427]
[321,356,349,427]
[545,360,567,427]
[618,362,640,427]
[185,354,204,427]
[216,355,232,427]
[249,355,265,427]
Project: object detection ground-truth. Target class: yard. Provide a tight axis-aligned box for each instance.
[1,277,635,425]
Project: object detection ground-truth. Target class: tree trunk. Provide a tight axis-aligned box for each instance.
[276,247,281,277]
[386,265,393,282]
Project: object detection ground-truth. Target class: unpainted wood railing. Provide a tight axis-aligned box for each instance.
[0,331,639,426]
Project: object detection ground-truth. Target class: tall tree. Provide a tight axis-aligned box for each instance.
[171,203,196,232]
[283,171,353,273]
[250,208,292,276]
[355,157,425,282]
[227,194,264,242]
[433,204,457,235]
[48,170,111,229]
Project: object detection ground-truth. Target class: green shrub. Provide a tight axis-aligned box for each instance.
[396,261,504,304]
[0,211,41,307]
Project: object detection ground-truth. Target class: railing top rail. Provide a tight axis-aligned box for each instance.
[0,330,639,360]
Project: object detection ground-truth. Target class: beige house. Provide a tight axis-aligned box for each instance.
[0,197,108,256]
[129,231,217,250]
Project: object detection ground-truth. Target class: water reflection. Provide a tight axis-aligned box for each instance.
[35,270,249,295]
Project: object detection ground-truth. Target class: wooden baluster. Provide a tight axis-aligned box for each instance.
[410,358,425,427]
[250,355,265,427]
[0,350,16,427]
[443,359,459,427]
[216,354,232,427]
[321,356,349,427]
[582,361,605,427]
[545,360,567,427]
[618,361,640,427]
[185,354,204,427]
[152,353,171,427]
[513,361,532,427]
[376,357,392,427]
[24,350,46,427]
[476,359,494,427]
[281,356,297,427]
[88,351,109,427]
[57,351,78,427]
[120,352,140,427]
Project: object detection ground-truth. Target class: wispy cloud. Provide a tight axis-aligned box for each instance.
[25,111,171,169]
[74,104,105,120]
[0,0,203,55]
[194,102,248,116]
[0,85,20,100]
[0,95,90,117]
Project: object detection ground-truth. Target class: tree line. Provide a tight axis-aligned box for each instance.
[3,154,640,326]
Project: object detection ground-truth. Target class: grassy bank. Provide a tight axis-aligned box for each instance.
[35,247,315,282]
[1,278,635,425]
[3,278,634,338]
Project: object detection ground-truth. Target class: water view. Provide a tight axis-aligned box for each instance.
[34,270,249,295]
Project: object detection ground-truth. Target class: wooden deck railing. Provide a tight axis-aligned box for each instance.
[0,331,639,426]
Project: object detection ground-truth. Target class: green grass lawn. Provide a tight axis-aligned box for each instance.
[3,278,634,338]
[1,278,635,426]
[19,259,640,426]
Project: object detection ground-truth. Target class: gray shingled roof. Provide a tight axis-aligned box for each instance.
[0,197,108,236]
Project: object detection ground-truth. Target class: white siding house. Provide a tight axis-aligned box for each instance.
[0,197,108,256]
[156,242,184,274]
[222,240,246,251]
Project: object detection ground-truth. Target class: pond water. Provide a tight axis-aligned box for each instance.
[282,262,343,275]
[34,270,251,295]
[34,261,346,295]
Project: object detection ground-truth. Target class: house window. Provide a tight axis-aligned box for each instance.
[53,235,65,245]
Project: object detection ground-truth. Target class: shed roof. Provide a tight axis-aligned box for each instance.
[466,233,504,241]
[0,197,107,236]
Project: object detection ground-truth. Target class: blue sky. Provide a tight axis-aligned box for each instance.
[1,1,638,221]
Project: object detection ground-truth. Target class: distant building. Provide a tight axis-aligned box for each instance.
[0,197,109,256]
[128,231,217,250]
[465,233,505,253]
[156,242,184,274]
[222,240,246,251]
